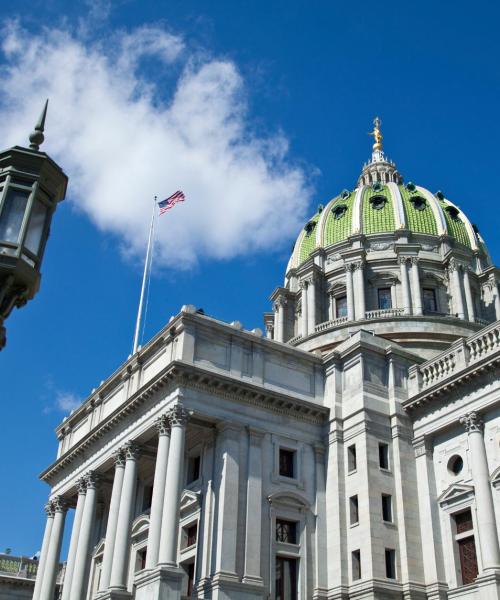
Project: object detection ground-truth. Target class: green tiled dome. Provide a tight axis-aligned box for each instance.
[287,182,480,271]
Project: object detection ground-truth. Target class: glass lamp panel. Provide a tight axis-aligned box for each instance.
[0,189,29,244]
[24,198,48,255]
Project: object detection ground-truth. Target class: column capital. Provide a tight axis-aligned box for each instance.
[85,470,101,490]
[51,495,68,513]
[448,257,462,272]
[299,278,309,290]
[274,294,288,308]
[413,436,433,458]
[353,259,365,270]
[76,476,88,495]
[44,501,56,518]
[410,256,420,266]
[155,413,171,436]
[343,262,356,273]
[122,440,141,460]
[112,447,127,468]
[461,411,484,433]
[167,404,191,427]
[398,255,411,266]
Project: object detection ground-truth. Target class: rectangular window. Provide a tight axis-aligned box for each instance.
[423,288,438,313]
[349,495,359,525]
[183,523,198,548]
[347,444,357,472]
[336,295,348,318]
[379,443,389,470]
[276,556,298,600]
[385,549,396,579]
[0,189,29,244]
[182,561,195,597]
[378,288,392,310]
[279,448,296,478]
[382,494,393,522]
[135,548,147,572]
[141,485,153,512]
[454,509,473,534]
[352,550,361,581]
[187,455,201,484]
[276,519,298,544]
[458,536,478,585]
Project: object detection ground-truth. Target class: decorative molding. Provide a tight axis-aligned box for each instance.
[76,476,88,494]
[123,441,141,461]
[461,411,484,434]
[155,413,171,436]
[51,495,68,513]
[368,242,394,252]
[167,403,191,427]
[438,482,474,509]
[113,448,126,468]
[44,501,55,518]
[490,465,500,489]
[413,436,433,458]
[85,470,100,489]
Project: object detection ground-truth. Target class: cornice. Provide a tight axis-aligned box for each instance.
[41,360,328,484]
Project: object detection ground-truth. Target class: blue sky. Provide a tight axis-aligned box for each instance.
[1,0,500,556]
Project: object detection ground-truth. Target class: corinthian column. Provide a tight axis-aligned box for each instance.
[398,257,411,315]
[70,472,99,600]
[307,275,316,333]
[354,260,366,319]
[300,280,308,337]
[344,263,355,321]
[460,412,500,569]
[463,267,476,322]
[60,478,87,600]
[109,442,141,590]
[145,414,171,568]
[39,497,67,600]
[158,404,190,566]
[410,257,423,316]
[99,449,126,592]
[449,259,466,319]
[32,502,55,600]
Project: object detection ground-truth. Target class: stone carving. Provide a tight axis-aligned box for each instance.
[168,404,190,427]
[368,242,393,252]
[398,256,411,266]
[85,471,100,489]
[44,501,56,517]
[123,441,141,461]
[460,411,484,433]
[343,263,356,273]
[76,476,88,495]
[113,448,126,468]
[155,414,171,436]
[51,495,68,513]
[326,253,342,264]
[421,243,439,252]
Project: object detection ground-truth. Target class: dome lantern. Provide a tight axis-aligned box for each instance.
[357,116,403,187]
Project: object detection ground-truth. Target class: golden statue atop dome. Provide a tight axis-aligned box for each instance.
[369,116,383,151]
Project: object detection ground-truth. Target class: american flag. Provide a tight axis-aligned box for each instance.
[158,190,185,215]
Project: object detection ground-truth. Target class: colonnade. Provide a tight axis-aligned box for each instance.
[33,403,190,600]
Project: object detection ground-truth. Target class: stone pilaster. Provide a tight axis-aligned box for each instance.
[410,257,423,315]
[300,279,309,337]
[354,259,366,320]
[398,256,412,315]
[448,259,466,319]
[306,274,317,334]
[463,267,476,322]
[344,263,355,321]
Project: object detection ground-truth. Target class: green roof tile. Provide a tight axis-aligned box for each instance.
[362,185,395,234]
[298,212,321,263]
[399,186,438,235]
[324,193,354,246]
[439,200,471,247]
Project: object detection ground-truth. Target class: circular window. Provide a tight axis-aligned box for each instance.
[448,455,464,476]
[370,195,387,210]
[410,196,427,211]
[332,204,347,220]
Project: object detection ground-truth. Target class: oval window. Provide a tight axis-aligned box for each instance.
[332,204,347,220]
[370,195,387,210]
[448,455,464,476]
[410,196,427,211]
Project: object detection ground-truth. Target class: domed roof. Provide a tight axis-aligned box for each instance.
[287,120,486,273]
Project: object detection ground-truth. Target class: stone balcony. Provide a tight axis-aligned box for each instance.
[0,553,64,583]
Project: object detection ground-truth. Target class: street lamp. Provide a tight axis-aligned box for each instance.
[0,100,68,349]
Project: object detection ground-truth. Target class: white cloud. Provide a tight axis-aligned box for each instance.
[0,21,312,269]
[55,391,82,413]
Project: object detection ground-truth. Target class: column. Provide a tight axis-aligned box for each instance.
[243,428,264,585]
[344,263,355,321]
[449,259,465,319]
[39,497,67,600]
[145,415,171,568]
[109,442,141,589]
[300,280,308,337]
[60,478,87,600]
[399,257,411,315]
[158,404,190,566]
[307,275,316,333]
[32,502,55,600]
[460,412,500,569]
[410,257,423,316]
[265,323,273,340]
[463,267,476,322]
[98,449,126,591]
[70,471,99,600]
[355,260,366,319]
[314,445,328,595]
[214,423,241,579]
[492,280,500,320]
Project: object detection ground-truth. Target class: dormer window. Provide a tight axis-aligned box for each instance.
[435,190,445,200]
[405,182,416,192]
[372,181,382,192]
[304,221,316,236]
[409,196,426,211]
[341,189,350,200]
[370,195,387,210]
[445,206,460,221]
[332,204,347,220]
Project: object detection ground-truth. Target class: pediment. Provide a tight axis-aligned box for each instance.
[268,491,310,510]
[180,490,202,516]
[438,482,474,507]
[490,466,500,489]
[92,537,105,557]
[368,272,400,285]
[131,514,150,537]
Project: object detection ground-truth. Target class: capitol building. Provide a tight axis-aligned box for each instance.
[31,121,500,600]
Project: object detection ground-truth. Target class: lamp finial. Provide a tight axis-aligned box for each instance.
[29,99,49,151]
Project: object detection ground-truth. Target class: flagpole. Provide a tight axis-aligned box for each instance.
[132,196,156,354]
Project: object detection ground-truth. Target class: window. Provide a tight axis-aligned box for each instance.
[448,455,464,476]
[385,549,396,579]
[370,195,387,210]
[187,455,201,484]
[379,443,389,470]
[347,444,357,472]
[141,485,153,512]
[453,509,478,585]
[182,561,195,597]
[409,196,426,211]
[336,296,347,318]
[279,448,296,478]
[332,204,347,220]
[276,556,298,600]
[350,495,359,525]
[135,548,147,572]
[423,288,437,313]
[382,494,393,522]
[276,519,297,544]
[352,550,361,580]
[183,523,198,549]
[0,189,29,243]
[378,288,392,310]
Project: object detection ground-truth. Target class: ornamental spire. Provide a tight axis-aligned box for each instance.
[29,99,48,151]
[357,116,403,186]
[368,116,384,162]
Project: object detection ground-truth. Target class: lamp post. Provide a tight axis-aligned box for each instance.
[0,100,68,349]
